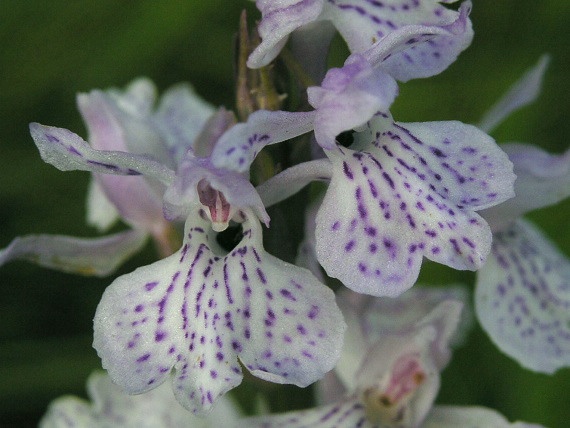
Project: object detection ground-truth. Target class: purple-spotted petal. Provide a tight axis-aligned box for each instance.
[315,115,514,296]
[0,229,147,277]
[39,371,240,428]
[93,209,345,415]
[239,399,368,428]
[478,55,550,134]
[308,54,398,150]
[475,219,570,373]
[30,123,175,184]
[323,0,473,81]
[481,144,570,232]
[211,110,315,173]
[424,406,544,428]
[248,0,325,68]
[163,156,269,227]
[153,83,216,162]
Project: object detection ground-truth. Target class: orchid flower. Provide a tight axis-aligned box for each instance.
[247,1,473,145]
[27,93,346,415]
[0,78,214,276]
[39,371,240,428]
[214,2,473,166]
[251,108,516,297]
[210,1,515,299]
[241,287,543,428]
[474,56,570,374]
[249,0,473,79]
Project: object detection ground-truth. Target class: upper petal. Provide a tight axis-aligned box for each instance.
[475,219,570,374]
[153,83,216,162]
[322,0,473,81]
[315,115,514,296]
[30,123,175,185]
[93,209,345,414]
[247,0,325,68]
[211,110,315,173]
[308,54,398,150]
[480,143,570,232]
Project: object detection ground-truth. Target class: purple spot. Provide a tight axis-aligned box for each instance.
[137,353,150,363]
[145,281,158,291]
[280,289,297,301]
[343,161,354,180]
[308,305,319,319]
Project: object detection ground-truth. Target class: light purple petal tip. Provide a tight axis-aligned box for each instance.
[476,219,570,374]
[478,55,550,134]
[481,143,570,232]
[30,123,175,185]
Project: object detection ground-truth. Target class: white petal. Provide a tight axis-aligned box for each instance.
[0,229,147,277]
[340,285,470,364]
[425,405,544,428]
[475,219,570,373]
[153,83,216,162]
[93,209,345,414]
[86,177,120,232]
[296,195,326,283]
[256,159,332,208]
[39,371,241,428]
[40,397,95,428]
[478,55,550,134]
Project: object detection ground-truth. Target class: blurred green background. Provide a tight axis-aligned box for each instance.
[0,0,569,426]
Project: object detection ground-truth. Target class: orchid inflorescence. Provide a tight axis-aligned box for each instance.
[3,1,568,427]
